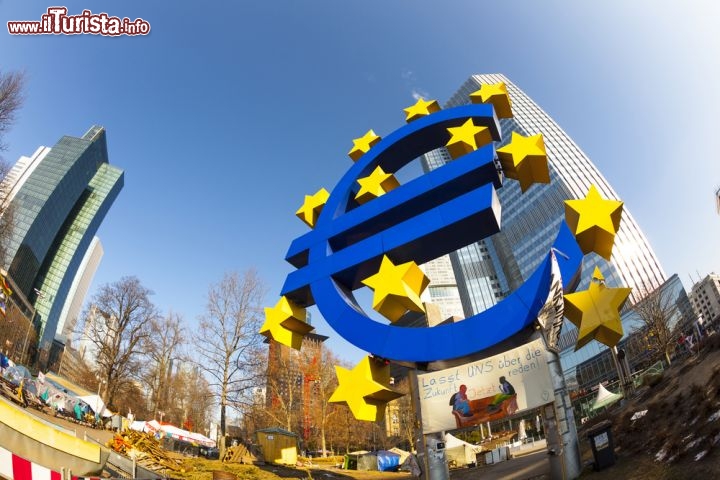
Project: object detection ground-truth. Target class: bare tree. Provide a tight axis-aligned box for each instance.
[264,342,302,432]
[0,70,25,153]
[0,161,15,268]
[113,381,152,420]
[0,70,25,266]
[80,276,158,408]
[170,365,214,433]
[142,311,185,419]
[631,285,685,366]
[193,270,266,457]
[241,388,269,439]
[393,377,417,451]
[311,346,341,456]
[325,403,374,453]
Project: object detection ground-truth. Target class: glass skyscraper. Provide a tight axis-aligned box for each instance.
[0,126,123,350]
[421,74,673,388]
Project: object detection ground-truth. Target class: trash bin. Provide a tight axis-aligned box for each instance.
[343,454,358,470]
[587,420,615,470]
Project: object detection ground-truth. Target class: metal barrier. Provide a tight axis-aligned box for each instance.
[83,435,163,479]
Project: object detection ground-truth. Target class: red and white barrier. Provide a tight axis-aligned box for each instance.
[0,446,108,480]
[0,445,62,480]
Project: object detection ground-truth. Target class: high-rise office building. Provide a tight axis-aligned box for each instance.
[689,273,720,327]
[419,254,464,320]
[421,74,667,317]
[265,332,328,443]
[420,75,676,392]
[0,126,123,351]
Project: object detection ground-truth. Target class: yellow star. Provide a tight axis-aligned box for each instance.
[259,296,314,350]
[329,356,403,422]
[361,255,429,322]
[355,166,400,204]
[496,132,550,192]
[348,130,381,162]
[469,82,513,118]
[445,119,492,159]
[295,188,329,228]
[403,98,440,123]
[564,185,624,260]
[564,267,632,350]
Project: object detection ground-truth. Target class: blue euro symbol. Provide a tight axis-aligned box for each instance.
[281,104,582,362]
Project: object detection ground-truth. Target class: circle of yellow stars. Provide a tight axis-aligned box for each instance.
[263,82,632,421]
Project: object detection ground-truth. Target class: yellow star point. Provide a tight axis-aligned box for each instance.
[355,166,400,204]
[403,98,440,123]
[445,119,492,159]
[361,255,429,322]
[329,356,403,422]
[295,188,330,228]
[348,130,381,162]
[564,185,624,260]
[496,132,550,192]
[259,296,314,350]
[469,82,513,118]
[564,267,632,350]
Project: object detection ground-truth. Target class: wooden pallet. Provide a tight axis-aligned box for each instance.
[222,444,260,464]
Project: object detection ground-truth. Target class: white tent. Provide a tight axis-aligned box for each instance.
[129,420,148,432]
[78,394,113,417]
[388,447,411,465]
[591,384,623,411]
[130,419,216,447]
[444,433,481,466]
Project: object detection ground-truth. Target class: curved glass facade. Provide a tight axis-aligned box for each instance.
[420,75,676,396]
[2,126,123,349]
[437,74,667,309]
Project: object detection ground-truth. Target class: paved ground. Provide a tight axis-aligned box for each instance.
[451,451,550,480]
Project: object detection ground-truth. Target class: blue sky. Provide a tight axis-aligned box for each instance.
[1,1,719,363]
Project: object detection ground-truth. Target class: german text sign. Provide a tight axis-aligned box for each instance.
[417,339,553,433]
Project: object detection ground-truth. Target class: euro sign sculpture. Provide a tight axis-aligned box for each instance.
[281,103,584,362]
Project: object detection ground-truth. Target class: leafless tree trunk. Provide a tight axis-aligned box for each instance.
[193,270,266,458]
[142,311,185,419]
[631,284,683,366]
[80,276,157,409]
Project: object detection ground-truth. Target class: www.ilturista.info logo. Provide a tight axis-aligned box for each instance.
[7,7,151,36]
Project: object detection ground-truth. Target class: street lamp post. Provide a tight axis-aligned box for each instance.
[96,376,106,421]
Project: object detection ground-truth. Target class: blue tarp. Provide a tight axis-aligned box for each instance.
[376,450,401,471]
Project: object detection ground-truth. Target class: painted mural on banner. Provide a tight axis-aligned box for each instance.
[417,338,552,433]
